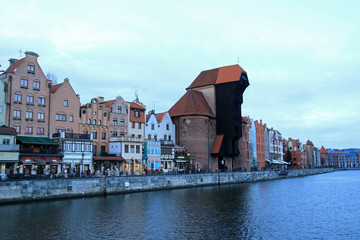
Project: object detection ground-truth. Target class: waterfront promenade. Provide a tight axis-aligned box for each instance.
[0,168,333,203]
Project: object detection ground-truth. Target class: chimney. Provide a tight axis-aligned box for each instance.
[8,58,18,66]
[98,96,104,103]
[25,51,39,58]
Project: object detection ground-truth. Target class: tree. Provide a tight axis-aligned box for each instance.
[285,149,292,163]
[46,72,58,84]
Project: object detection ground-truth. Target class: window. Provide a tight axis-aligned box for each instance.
[183,132,187,137]
[112,131,117,137]
[154,135,157,141]
[56,114,66,121]
[0,105,2,113]
[93,120,96,125]
[28,65,35,73]
[138,134,141,138]
[14,93,21,102]
[101,132,106,140]
[38,112,45,121]
[26,96,34,104]
[13,110,21,118]
[136,145,140,153]
[99,120,101,125]
[166,124,169,130]
[69,115,73,122]
[33,81,40,89]
[169,135,171,141]
[14,126,20,133]
[37,127,44,135]
[148,134,151,139]
[93,131,97,139]
[132,134,135,138]
[164,135,167,141]
[132,122,135,128]
[2,138,10,145]
[151,123,155,130]
[120,119,125,126]
[26,111,33,119]
[88,118,91,124]
[138,123,141,129]
[38,97,45,105]
[25,126,33,134]
[113,118,118,125]
[93,111,96,115]
[125,144,129,153]
[130,145,135,153]
[64,100,68,107]
[120,132,125,137]
[21,79,28,87]
[117,106,122,113]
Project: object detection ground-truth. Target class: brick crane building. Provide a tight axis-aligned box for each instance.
[169,64,249,171]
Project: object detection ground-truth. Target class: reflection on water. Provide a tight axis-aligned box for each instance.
[1,171,360,239]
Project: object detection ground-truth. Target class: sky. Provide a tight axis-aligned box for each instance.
[1,0,359,149]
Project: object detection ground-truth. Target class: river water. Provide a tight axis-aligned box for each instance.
[1,170,359,240]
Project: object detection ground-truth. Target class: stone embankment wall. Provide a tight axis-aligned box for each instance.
[0,168,334,203]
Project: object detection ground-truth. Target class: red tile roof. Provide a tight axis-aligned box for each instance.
[188,64,246,89]
[0,126,17,135]
[211,135,224,154]
[306,140,314,146]
[129,101,146,110]
[51,83,62,93]
[105,99,116,107]
[6,58,25,73]
[169,90,215,118]
[320,146,327,154]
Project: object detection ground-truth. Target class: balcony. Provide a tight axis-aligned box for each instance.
[0,144,20,152]
[20,147,62,156]
[51,132,92,140]
[110,136,143,142]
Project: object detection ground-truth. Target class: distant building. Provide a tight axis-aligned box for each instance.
[285,138,306,168]
[0,126,19,175]
[255,120,266,170]
[0,78,6,126]
[320,146,328,166]
[305,140,315,168]
[268,128,284,163]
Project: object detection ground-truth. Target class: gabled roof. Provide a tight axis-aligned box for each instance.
[155,112,166,123]
[169,90,215,118]
[129,101,146,110]
[188,64,246,89]
[320,146,327,154]
[306,140,314,146]
[51,83,62,93]
[6,58,25,73]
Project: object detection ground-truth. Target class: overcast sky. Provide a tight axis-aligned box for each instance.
[1,0,359,149]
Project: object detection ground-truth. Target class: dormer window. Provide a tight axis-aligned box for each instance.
[134,109,140,117]
[28,65,35,73]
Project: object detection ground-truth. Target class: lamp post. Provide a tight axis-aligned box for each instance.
[81,152,85,177]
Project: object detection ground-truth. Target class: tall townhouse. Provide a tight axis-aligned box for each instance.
[285,138,306,168]
[305,140,315,167]
[0,79,6,126]
[79,97,110,157]
[170,65,249,172]
[255,119,266,170]
[319,146,328,166]
[145,111,176,172]
[1,51,52,136]
[268,128,284,163]
[108,98,146,175]
[125,100,146,173]
[49,78,80,134]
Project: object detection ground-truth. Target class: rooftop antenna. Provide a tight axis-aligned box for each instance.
[19,49,23,58]
[237,57,240,64]
[135,86,139,102]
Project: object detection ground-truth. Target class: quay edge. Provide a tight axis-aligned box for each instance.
[0,168,334,204]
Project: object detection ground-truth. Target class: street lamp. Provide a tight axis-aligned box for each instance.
[81,152,85,177]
